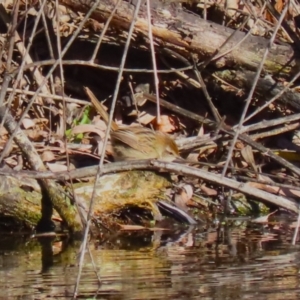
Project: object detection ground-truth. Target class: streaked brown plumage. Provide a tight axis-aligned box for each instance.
[85,87,179,161]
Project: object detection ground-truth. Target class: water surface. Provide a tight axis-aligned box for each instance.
[0,221,299,299]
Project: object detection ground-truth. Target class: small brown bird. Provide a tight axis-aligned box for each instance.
[84,87,179,161]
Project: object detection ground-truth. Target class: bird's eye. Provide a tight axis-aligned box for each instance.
[166,145,178,156]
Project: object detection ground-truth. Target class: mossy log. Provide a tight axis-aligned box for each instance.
[0,170,171,229]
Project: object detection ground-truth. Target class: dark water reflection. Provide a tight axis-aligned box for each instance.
[1,221,300,299]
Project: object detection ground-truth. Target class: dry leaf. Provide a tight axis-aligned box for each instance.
[33,118,48,125]
[22,118,35,129]
[136,107,156,125]
[119,224,147,231]
[200,184,217,196]
[114,105,124,127]
[92,117,107,131]
[4,155,18,167]
[198,125,205,137]
[47,162,68,172]
[0,126,8,136]
[70,124,105,138]
[241,145,257,173]
[26,129,48,141]
[174,192,189,212]
[198,146,216,158]
[257,174,274,184]
[13,155,23,171]
[41,150,56,162]
[251,210,277,224]
[185,152,200,162]
[119,224,168,231]
[153,115,180,132]
[275,0,284,13]
[52,241,64,255]
[247,181,300,198]
[54,140,66,153]
[182,184,193,199]
[138,113,156,125]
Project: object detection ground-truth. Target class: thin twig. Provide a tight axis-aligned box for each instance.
[15,58,195,75]
[0,0,102,165]
[90,0,122,62]
[146,0,161,123]
[292,204,300,245]
[0,0,48,161]
[250,122,300,140]
[242,113,300,133]
[151,160,299,213]
[242,69,300,124]
[0,1,19,106]
[221,3,289,178]
[73,0,143,297]
[192,58,221,122]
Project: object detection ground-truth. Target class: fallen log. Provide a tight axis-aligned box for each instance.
[60,0,299,75]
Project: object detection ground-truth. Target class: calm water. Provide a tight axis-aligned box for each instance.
[0,221,300,299]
